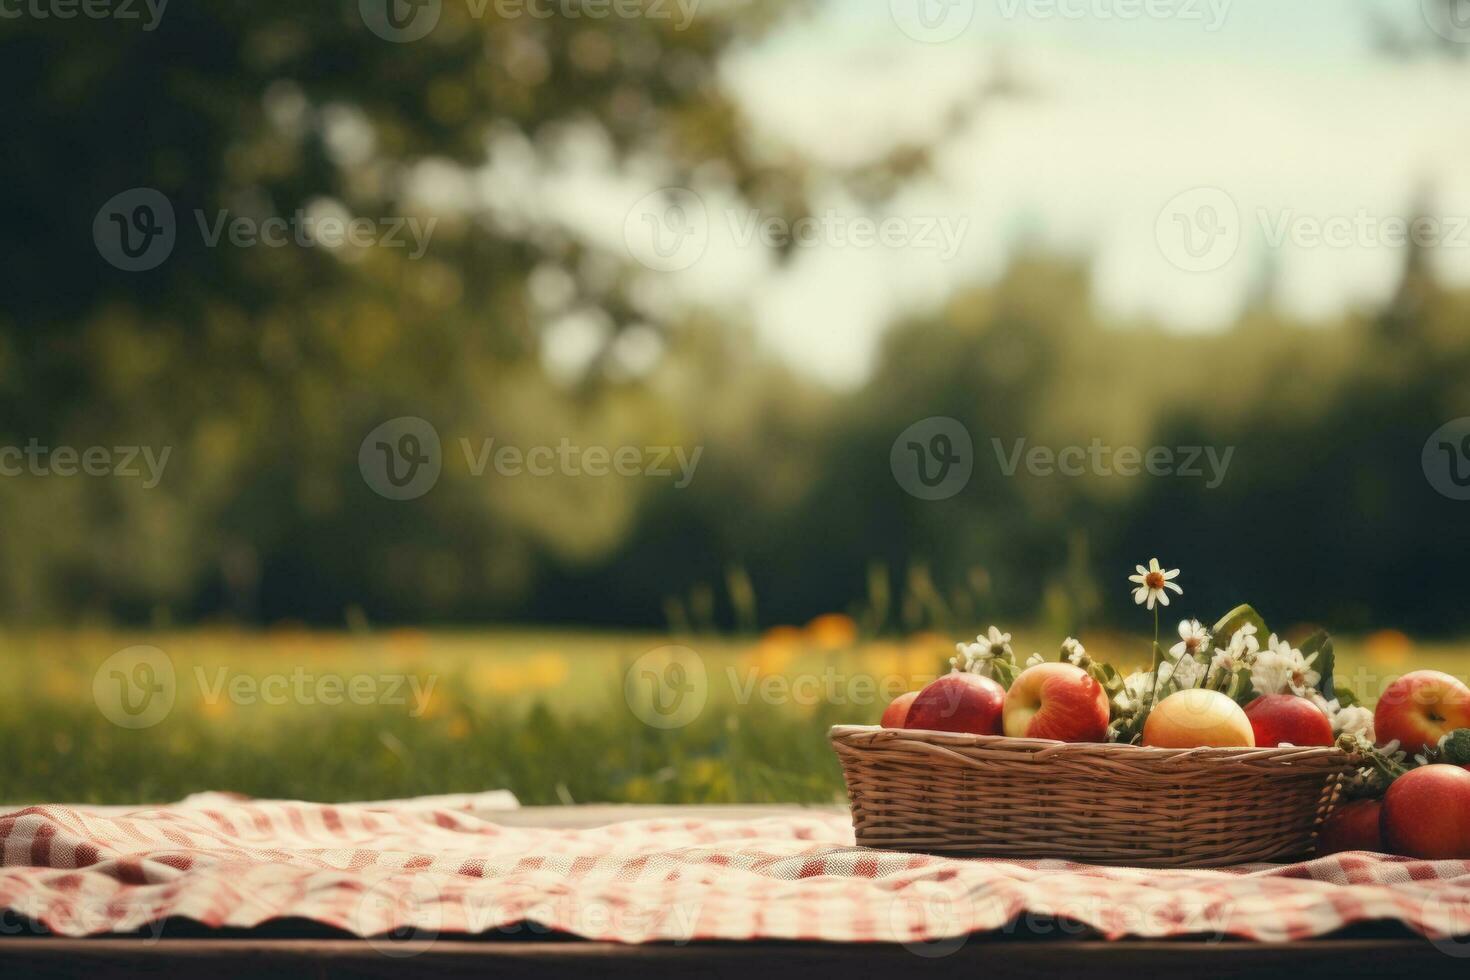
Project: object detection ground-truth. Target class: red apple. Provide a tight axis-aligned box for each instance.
[1317,799,1383,855]
[1002,662,1109,742]
[1373,670,1470,755]
[903,672,1005,736]
[880,691,919,729]
[1381,764,1470,859]
[1243,694,1334,747]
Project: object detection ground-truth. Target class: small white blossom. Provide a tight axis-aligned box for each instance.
[1306,692,1373,741]
[1160,654,1204,690]
[1115,669,1155,713]
[1061,637,1087,667]
[1333,704,1374,741]
[951,625,1013,677]
[1025,652,1046,668]
[1250,633,1320,697]
[1228,623,1261,659]
[1209,647,1237,678]
[1128,558,1182,610]
[1169,619,1211,661]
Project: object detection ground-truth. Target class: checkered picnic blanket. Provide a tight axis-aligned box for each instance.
[3,794,1469,945]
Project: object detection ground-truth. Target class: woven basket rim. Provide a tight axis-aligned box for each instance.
[829,723,1353,764]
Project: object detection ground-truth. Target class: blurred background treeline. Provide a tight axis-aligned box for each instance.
[3,0,1470,641]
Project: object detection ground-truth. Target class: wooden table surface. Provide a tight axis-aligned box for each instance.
[0,804,1452,978]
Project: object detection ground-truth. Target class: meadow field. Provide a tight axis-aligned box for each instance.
[0,623,1456,806]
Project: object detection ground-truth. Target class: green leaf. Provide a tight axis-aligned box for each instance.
[1094,662,1123,696]
[989,660,1020,691]
[1300,630,1335,700]
[1335,687,1358,708]
[1211,604,1269,649]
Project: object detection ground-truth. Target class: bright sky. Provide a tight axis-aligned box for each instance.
[513,1,1470,387]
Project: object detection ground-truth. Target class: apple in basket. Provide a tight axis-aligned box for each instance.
[1243,694,1334,747]
[1142,688,1256,748]
[1373,670,1470,755]
[1380,764,1470,859]
[1317,799,1384,855]
[880,690,919,729]
[903,672,1005,735]
[1001,663,1109,742]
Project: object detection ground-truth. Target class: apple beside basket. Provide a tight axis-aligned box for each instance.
[827,725,1354,867]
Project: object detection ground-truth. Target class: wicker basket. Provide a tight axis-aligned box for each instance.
[830,725,1354,867]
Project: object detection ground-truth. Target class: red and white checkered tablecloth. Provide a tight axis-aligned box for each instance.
[3,794,1470,945]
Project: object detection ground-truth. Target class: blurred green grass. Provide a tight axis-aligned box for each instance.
[0,625,1460,805]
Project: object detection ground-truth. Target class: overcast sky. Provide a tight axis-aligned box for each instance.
[524,1,1470,387]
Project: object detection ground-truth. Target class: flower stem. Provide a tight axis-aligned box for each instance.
[1146,605,1162,713]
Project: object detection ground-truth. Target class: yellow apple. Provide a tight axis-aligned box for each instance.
[1142,688,1256,748]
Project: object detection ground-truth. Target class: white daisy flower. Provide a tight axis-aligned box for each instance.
[1128,558,1182,610]
[950,625,1013,677]
[1169,619,1211,661]
[1061,637,1087,667]
[1229,623,1261,658]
